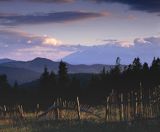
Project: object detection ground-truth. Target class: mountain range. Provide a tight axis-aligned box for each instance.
[0,58,15,64]
[62,44,155,65]
[0,57,113,84]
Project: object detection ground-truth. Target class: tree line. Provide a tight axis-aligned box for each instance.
[0,57,160,109]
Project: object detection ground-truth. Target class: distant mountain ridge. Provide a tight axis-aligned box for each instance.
[0,58,15,64]
[0,65,40,84]
[62,44,154,65]
[0,57,59,73]
[0,57,113,84]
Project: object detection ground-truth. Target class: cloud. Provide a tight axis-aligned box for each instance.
[0,11,107,26]
[13,45,87,61]
[42,37,62,46]
[134,36,160,48]
[1,29,160,64]
[0,0,74,2]
[1,0,160,14]
[0,0,12,1]
[29,0,74,3]
[0,30,87,60]
[89,0,160,13]
[63,36,160,64]
[16,46,74,60]
[127,15,137,20]
[103,39,132,47]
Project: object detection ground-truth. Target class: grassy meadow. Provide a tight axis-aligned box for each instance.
[0,107,160,132]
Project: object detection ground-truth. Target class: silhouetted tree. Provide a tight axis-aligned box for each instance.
[0,74,10,105]
[58,61,68,84]
[57,60,69,97]
[39,66,51,103]
[110,57,121,75]
[49,71,56,87]
[40,66,50,88]
[132,57,142,72]
[70,77,80,97]
[48,71,57,97]
[150,57,160,87]
[100,67,106,80]
[13,80,19,89]
[0,74,10,91]
[2,57,160,107]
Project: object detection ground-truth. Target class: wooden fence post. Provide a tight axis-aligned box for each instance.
[140,82,143,116]
[36,104,40,117]
[56,108,60,120]
[155,87,159,117]
[149,89,152,118]
[3,105,6,117]
[127,93,131,120]
[76,97,81,120]
[121,93,124,121]
[20,105,24,118]
[105,96,109,122]
[55,99,60,120]
[17,105,24,119]
[135,92,138,116]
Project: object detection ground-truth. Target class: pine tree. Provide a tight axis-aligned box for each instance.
[49,71,56,84]
[40,66,50,85]
[110,57,121,75]
[0,74,10,90]
[57,60,69,97]
[49,71,57,91]
[13,80,19,89]
[58,60,68,84]
[100,67,106,80]
[39,66,50,98]
[0,74,10,104]
[132,57,142,71]
[150,57,160,86]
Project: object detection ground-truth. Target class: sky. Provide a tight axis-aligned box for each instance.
[0,0,160,64]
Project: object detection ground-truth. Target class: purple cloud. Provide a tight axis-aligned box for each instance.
[89,0,160,13]
[0,30,88,60]
[29,0,74,3]
[1,0,160,14]
[1,30,160,64]
[0,11,107,26]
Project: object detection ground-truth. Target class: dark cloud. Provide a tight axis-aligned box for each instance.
[29,0,74,3]
[103,39,117,42]
[0,11,106,26]
[0,0,159,13]
[90,0,160,13]
[0,0,73,2]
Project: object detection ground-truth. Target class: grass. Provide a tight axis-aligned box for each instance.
[0,108,160,132]
[1,118,160,132]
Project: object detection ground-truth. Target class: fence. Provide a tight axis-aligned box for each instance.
[0,86,160,122]
[105,86,160,122]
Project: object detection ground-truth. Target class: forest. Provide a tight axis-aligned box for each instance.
[0,57,160,110]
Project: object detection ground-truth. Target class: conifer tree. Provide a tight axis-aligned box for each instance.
[58,60,68,84]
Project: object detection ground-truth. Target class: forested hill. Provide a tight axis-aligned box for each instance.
[0,57,114,84]
[1,57,160,106]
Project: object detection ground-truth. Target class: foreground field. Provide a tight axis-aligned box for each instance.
[0,115,160,132]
